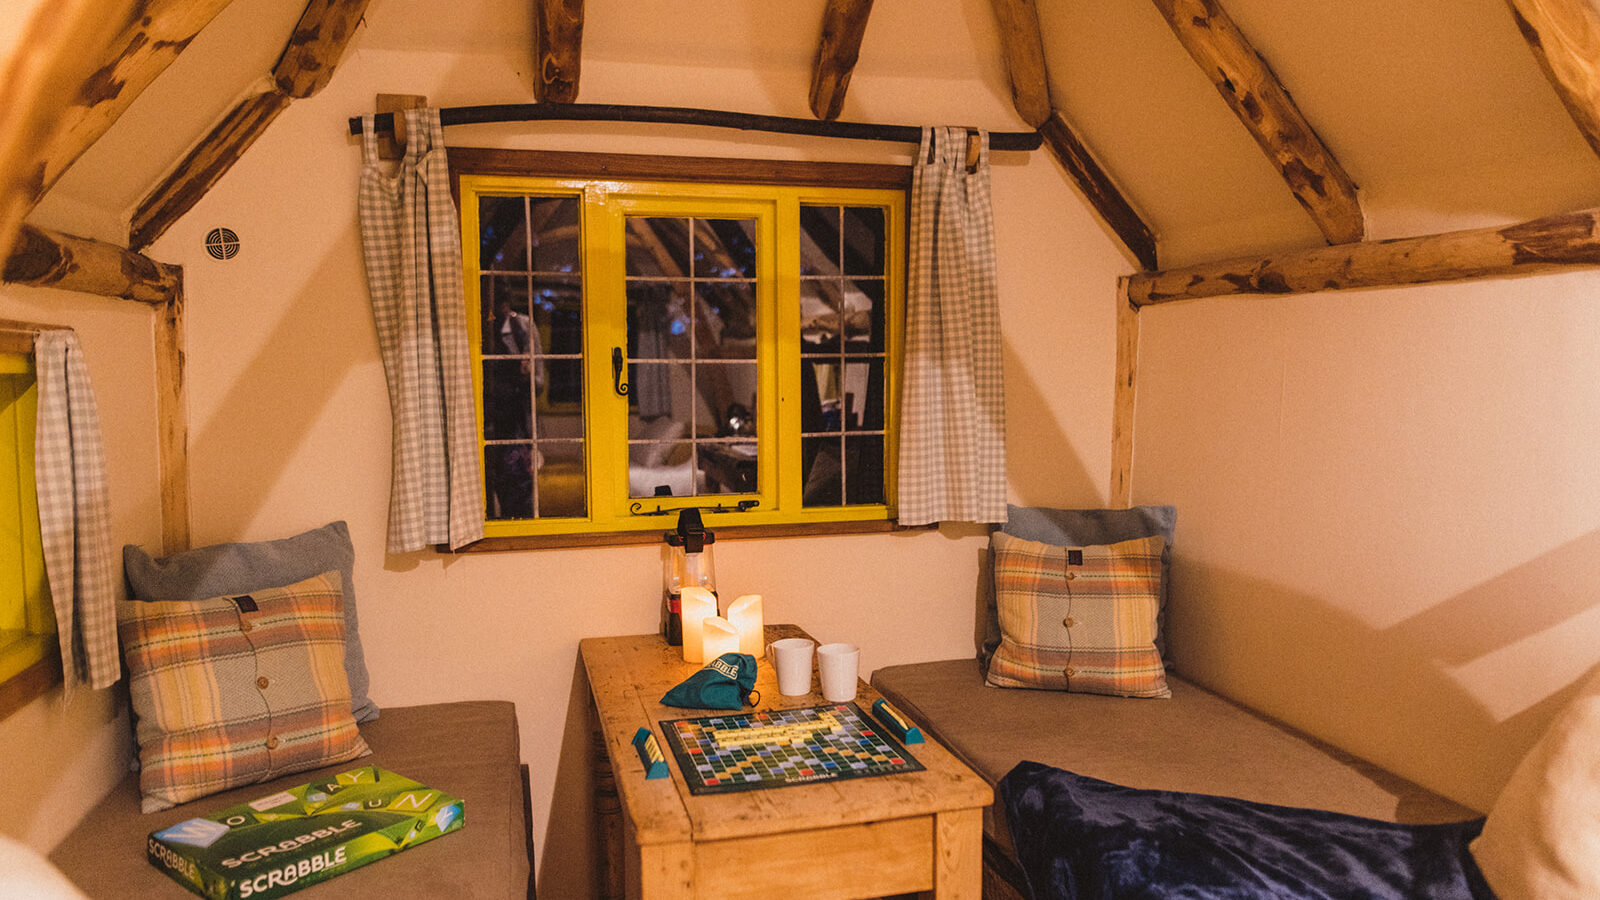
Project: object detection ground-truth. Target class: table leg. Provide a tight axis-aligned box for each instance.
[930,808,981,899]
[593,707,625,900]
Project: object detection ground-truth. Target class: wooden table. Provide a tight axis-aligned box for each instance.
[581,625,992,900]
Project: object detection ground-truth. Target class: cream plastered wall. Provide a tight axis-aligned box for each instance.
[1133,269,1600,813]
[134,41,1130,894]
[0,285,161,850]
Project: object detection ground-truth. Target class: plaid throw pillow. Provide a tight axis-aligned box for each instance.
[986,532,1170,699]
[119,571,371,812]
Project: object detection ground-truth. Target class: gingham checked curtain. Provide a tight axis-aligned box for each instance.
[896,126,1008,525]
[33,329,119,692]
[357,108,484,553]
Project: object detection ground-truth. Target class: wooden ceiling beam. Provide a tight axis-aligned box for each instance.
[131,0,370,249]
[130,87,292,250]
[273,0,373,98]
[988,0,1052,127]
[1126,206,1600,306]
[1504,0,1600,160]
[533,0,585,103]
[1151,0,1364,245]
[0,0,149,261]
[987,0,1157,268]
[1041,112,1159,271]
[3,224,181,304]
[24,0,238,211]
[809,0,875,121]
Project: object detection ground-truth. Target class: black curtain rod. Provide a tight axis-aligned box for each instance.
[346,102,1043,152]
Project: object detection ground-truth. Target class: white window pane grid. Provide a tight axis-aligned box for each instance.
[479,195,585,519]
[799,204,886,506]
[626,216,759,499]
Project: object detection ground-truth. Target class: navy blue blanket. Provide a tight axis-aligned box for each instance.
[998,761,1495,900]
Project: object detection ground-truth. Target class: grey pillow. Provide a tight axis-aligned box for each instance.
[122,521,377,722]
[982,504,1177,666]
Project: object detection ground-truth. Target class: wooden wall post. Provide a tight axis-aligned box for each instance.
[1111,277,1139,508]
[154,289,191,554]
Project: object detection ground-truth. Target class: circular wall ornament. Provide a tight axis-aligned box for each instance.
[204,227,240,260]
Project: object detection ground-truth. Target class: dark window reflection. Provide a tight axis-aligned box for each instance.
[798,203,887,509]
[802,436,842,507]
[627,218,690,276]
[537,441,586,517]
[480,196,527,271]
[694,219,756,278]
[800,205,840,276]
[479,192,585,520]
[840,206,884,276]
[800,282,840,354]
[696,284,756,360]
[530,197,580,273]
[530,277,581,355]
[845,279,884,354]
[845,435,884,505]
[699,441,756,495]
[627,282,691,362]
[485,444,534,519]
[483,360,532,440]
[481,276,530,350]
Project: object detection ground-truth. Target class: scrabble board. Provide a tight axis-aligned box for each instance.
[658,703,924,795]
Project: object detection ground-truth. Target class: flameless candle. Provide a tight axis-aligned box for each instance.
[726,594,764,656]
[701,616,740,662]
[680,587,717,663]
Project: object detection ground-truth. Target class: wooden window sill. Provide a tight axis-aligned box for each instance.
[445,519,933,552]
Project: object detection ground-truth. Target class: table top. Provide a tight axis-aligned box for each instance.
[580,624,993,846]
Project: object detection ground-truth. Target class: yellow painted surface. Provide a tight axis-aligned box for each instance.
[0,356,52,685]
[460,175,903,537]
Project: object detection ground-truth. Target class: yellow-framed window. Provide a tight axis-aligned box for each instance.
[0,350,55,687]
[459,169,905,540]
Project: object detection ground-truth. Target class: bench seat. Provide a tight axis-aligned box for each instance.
[871,659,1475,894]
[50,701,531,900]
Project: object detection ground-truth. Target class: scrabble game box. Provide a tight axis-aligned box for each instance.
[145,766,464,900]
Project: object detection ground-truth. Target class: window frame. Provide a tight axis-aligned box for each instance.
[0,328,60,721]
[450,149,917,549]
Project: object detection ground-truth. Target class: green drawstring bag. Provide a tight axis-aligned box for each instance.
[661,653,760,710]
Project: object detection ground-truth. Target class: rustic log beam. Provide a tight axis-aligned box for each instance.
[24,0,238,210]
[809,0,875,121]
[133,0,369,249]
[130,87,293,250]
[1041,112,1159,271]
[988,0,1053,127]
[0,0,149,261]
[1126,206,1600,305]
[3,224,180,304]
[533,0,585,103]
[155,291,191,554]
[273,0,373,99]
[1505,0,1600,160]
[1111,280,1139,507]
[1150,0,1363,245]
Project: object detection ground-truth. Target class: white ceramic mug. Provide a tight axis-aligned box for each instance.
[816,642,860,703]
[766,638,815,696]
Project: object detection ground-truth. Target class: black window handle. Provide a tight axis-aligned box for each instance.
[611,347,630,396]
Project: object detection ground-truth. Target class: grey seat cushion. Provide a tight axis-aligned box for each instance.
[872,659,1477,861]
[51,702,530,900]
